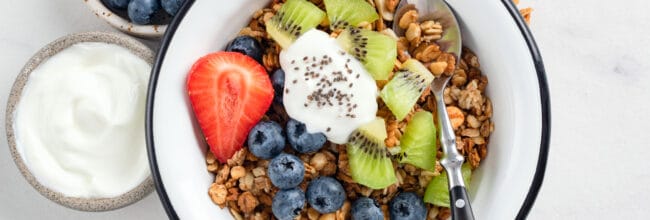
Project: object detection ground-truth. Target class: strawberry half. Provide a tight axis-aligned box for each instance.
[187,52,274,163]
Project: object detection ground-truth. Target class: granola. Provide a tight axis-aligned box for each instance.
[514,0,533,24]
[196,0,538,218]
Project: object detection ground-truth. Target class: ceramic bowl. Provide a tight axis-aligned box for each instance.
[84,0,170,38]
[5,31,155,212]
[146,0,550,219]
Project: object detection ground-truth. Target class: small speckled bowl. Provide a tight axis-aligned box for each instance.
[5,32,155,212]
[84,0,169,38]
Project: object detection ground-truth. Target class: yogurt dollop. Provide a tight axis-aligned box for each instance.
[280,30,378,144]
[14,42,151,198]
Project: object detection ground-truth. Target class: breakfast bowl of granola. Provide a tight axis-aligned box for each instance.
[146,0,550,219]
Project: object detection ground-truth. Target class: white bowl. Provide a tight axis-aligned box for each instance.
[84,0,169,38]
[6,32,155,212]
[146,0,550,219]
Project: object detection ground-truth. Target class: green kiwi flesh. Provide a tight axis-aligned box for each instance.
[424,163,472,207]
[346,118,397,189]
[324,0,379,29]
[379,59,434,120]
[336,27,397,80]
[399,111,437,171]
[266,0,326,49]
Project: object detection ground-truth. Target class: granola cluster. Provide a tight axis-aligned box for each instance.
[513,0,533,24]
[199,0,535,219]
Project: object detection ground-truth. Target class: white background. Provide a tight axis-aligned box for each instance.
[1,0,649,219]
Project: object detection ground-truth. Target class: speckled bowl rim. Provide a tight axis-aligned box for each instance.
[5,31,155,212]
[84,0,167,39]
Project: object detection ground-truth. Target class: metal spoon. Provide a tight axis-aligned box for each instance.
[392,1,475,219]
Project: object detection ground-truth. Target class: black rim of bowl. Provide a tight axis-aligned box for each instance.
[145,0,551,219]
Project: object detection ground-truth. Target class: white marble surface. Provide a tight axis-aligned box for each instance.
[528,0,650,219]
[0,1,165,219]
[1,0,649,219]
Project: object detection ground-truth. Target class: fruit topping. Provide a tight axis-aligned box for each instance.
[225,36,264,64]
[187,52,273,163]
[268,153,305,189]
[279,29,378,144]
[351,197,384,220]
[398,111,437,171]
[104,0,130,9]
[380,59,434,120]
[247,121,286,160]
[323,0,379,29]
[306,177,347,214]
[346,118,397,189]
[161,0,184,16]
[337,27,397,80]
[389,192,427,220]
[424,163,472,207]
[286,119,326,154]
[127,0,160,25]
[266,0,326,49]
[272,188,306,220]
[271,69,286,103]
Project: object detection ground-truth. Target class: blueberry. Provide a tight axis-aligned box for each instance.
[388,192,426,220]
[128,0,160,25]
[351,197,384,220]
[286,119,326,153]
[272,188,306,220]
[247,121,285,160]
[306,177,346,214]
[226,36,263,64]
[268,153,304,189]
[271,69,285,103]
[103,0,131,9]
[161,0,184,16]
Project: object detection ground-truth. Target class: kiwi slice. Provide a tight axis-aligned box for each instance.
[266,0,326,49]
[324,0,379,29]
[347,117,397,189]
[423,163,472,207]
[379,59,434,120]
[337,27,397,80]
[399,111,437,171]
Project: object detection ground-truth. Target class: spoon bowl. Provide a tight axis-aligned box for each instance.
[392,0,461,60]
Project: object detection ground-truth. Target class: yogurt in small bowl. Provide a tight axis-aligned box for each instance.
[5,32,155,211]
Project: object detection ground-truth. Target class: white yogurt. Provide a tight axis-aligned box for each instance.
[14,42,151,198]
[280,30,378,144]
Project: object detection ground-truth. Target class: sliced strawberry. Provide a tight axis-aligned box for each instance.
[187,52,274,163]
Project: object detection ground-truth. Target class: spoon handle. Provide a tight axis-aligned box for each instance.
[434,83,476,220]
[450,185,475,220]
